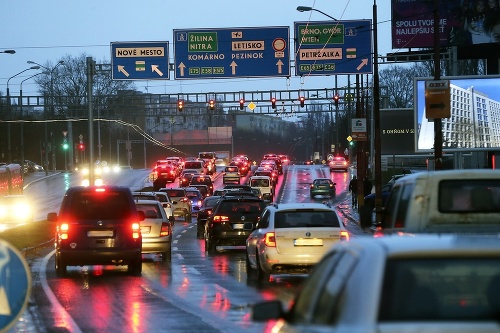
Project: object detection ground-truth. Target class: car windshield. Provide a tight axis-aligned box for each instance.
[274,210,340,228]
[67,190,131,219]
[379,258,500,321]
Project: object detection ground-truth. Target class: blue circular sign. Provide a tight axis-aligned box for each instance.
[0,239,31,332]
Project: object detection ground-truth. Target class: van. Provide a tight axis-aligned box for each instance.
[249,175,273,202]
[380,169,500,234]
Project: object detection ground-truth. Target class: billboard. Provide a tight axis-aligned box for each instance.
[392,0,500,49]
[414,75,500,152]
[381,109,415,155]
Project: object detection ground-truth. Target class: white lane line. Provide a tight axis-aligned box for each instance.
[39,250,82,333]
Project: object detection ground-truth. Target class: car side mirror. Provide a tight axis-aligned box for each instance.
[168,216,175,223]
[47,212,58,222]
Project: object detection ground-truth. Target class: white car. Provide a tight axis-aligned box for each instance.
[246,203,349,282]
[222,165,240,184]
[252,234,500,332]
[134,199,173,261]
[328,156,348,172]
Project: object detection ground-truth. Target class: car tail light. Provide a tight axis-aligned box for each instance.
[180,197,189,203]
[160,222,170,237]
[132,222,141,239]
[206,209,213,216]
[59,223,69,240]
[310,184,314,189]
[329,184,334,188]
[264,232,276,247]
[340,230,350,241]
[213,215,229,222]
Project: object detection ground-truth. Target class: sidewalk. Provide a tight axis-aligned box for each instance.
[336,198,374,236]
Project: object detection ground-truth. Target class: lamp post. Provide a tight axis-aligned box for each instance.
[6,66,40,163]
[19,71,46,177]
[296,6,338,20]
[27,60,64,174]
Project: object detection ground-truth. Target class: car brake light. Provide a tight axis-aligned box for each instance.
[340,230,350,241]
[160,222,170,237]
[264,232,276,247]
[95,188,105,192]
[59,223,69,240]
[213,215,229,222]
[132,222,141,239]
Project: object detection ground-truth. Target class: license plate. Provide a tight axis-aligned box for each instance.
[294,238,323,246]
[232,223,244,229]
[87,230,114,237]
[140,226,151,234]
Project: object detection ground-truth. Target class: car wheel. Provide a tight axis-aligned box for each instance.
[256,254,269,283]
[162,249,172,262]
[55,253,66,276]
[196,224,204,239]
[128,258,142,276]
[205,235,216,253]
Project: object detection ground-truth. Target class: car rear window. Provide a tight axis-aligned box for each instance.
[218,201,264,214]
[250,178,270,187]
[67,190,132,219]
[135,204,162,218]
[439,180,500,213]
[166,190,185,197]
[379,258,500,321]
[190,176,211,185]
[185,162,203,169]
[225,167,238,172]
[186,190,201,199]
[274,210,340,228]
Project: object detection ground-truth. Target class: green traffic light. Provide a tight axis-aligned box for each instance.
[63,143,69,150]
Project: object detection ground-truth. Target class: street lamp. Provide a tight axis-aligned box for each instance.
[296,6,338,20]
[19,71,48,177]
[1,50,15,54]
[6,66,40,163]
[27,60,65,174]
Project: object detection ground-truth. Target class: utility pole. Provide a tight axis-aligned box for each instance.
[433,0,443,170]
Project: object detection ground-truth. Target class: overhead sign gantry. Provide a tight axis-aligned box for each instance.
[173,26,290,79]
[294,20,373,76]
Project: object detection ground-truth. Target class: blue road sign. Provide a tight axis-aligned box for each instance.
[0,239,31,332]
[173,26,290,79]
[111,42,170,80]
[294,20,373,76]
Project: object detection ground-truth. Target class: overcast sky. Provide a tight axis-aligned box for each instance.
[0,0,393,97]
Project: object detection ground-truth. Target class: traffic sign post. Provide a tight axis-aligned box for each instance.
[173,26,290,79]
[294,20,373,76]
[0,239,31,332]
[111,42,170,80]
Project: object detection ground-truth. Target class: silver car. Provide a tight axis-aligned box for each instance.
[246,203,349,282]
[134,200,173,261]
[252,234,500,332]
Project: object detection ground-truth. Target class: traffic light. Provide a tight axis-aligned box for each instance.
[239,98,245,110]
[78,143,85,151]
[299,96,305,108]
[208,99,215,110]
[62,142,69,150]
[271,97,276,109]
[177,100,184,112]
[334,94,340,107]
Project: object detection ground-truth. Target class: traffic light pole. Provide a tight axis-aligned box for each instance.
[87,57,95,186]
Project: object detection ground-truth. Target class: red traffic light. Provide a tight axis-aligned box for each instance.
[333,94,340,107]
[178,100,184,111]
[271,97,277,109]
[78,144,85,151]
[208,99,215,110]
[239,98,245,110]
[299,96,305,108]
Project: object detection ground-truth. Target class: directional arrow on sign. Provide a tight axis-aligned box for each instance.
[118,65,130,77]
[356,59,368,71]
[178,62,186,77]
[276,59,284,74]
[151,65,164,76]
[230,61,238,75]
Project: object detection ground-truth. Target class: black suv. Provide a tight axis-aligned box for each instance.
[47,186,144,276]
[189,175,214,196]
[204,196,266,253]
